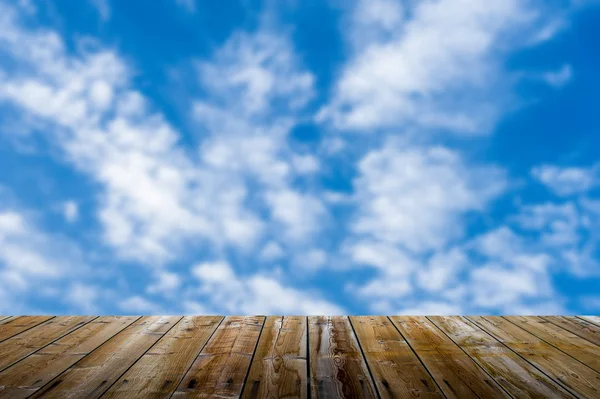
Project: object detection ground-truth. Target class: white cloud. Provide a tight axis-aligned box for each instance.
[192,261,343,314]
[542,64,573,88]
[146,271,182,296]
[532,164,598,196]
[259,241,285,261]
[119,295,159,313]
[89,0,110,21]
[63,200,79,223]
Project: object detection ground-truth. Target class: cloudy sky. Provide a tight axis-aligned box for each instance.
[1,0,599,315]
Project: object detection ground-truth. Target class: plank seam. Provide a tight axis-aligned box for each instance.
[347,316,382,399]
[387,316,449,399]
[0,316,100,374]
[541,316,600,349]
[166,316,225,399]
[501,316,600,375]
[575,316,600,329]
[0,316,56,344]
[465,316,584,399]
[426,316,515,399]
[239,316,268,398]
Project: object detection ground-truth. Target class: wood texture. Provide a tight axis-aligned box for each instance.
[350,316,443,398]
[429,316,576,398]
[390,316,509,398]
[0,316,95,371]
[309,316,378,399]
[0,316,139,398]
[30,316,182,399]
[172,316,265,398]
[542,316,600,346]
[102,316,222,398]
[242,316,307,399]
[0,316,54,342]
[469,316,600,399]
[579,316,600,327]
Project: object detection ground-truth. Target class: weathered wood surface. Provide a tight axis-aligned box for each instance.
[0,315,598,398]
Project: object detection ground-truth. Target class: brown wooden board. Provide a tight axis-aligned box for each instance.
[0,316,54,342]
[241,316,307,399]
[350,316,443,398]
[172,316,265,398]
[102,316,223,398]
[308,316,378,399]
[542,316,600,346]
[0,316,95,371]
[30,316,182,399]
[429,316,576,398]
[506,316,600,373]
[390,316,509,398]
[469,316,600,399]
[0,316,139,398]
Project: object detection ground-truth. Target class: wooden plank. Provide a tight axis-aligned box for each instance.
[542,316,600,346]
[0,316,139,398]
[506,316,600,373]
[350,316,443,398]
[308,316,378,399]
[0,316,18,325]
[390,316,509,398]
[30,316,182,399]
[579,316,600,328]
[172,316,264,398]
[102,316,223,398]
[241,316,307,399]
[0,316,95,372]
[0,316,11,323]
[0,316,54,342]
[469,316,600,399]
[430,316,576,399]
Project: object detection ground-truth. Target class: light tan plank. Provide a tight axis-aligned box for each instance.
[0,316,139,398]
[430,316,575,399]
[172,316,264,398]
[102,316,223,398]
[579,316,600,328]
[469,316,600,399]
[0,316,11,323]
[542,316,600,347]
[30,316,182,399]
[309,316,378,399]
[507,316,600,373]
[0,316,54,342]
[350,316,443,398]
[390,316,509,399]
[0,316,95,371]
[242,316,307,399]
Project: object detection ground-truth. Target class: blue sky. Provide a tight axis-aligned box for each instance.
[1,0,599,315]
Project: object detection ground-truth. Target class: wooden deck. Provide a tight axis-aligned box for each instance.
[0,316,599,398]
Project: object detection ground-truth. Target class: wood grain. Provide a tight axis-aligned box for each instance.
[350,316,443,398]
[172,316,265,398]
[542,316,600,346]
[0,316,54,342]
[578,316,600,328]
[30,316,182,399]
[430,316,576,399]
[390,316,509,398]
[242,316,307,399]
[506,316,600,373]
[309,316,378,399]
[0,316,95,371]
[469,316,600,399]
[102,316,223,398]
[0,316,11,323]
[0,316,139,398]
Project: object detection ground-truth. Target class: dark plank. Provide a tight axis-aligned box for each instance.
[469,316,600,399]
[542,316,600,346]
[172,316,264,398]
[390,316,509,398]
[430,316,576,399]
[30,316,182,399]
[0,316,139,398]
[102,316,223,398]
[308,316,378,399]
[350,316,443,398]
[0,316,95,371]
[242,316,307,399]
[0,316,54,342]
[506,316,600,373]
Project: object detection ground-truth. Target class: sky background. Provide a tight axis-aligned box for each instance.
[1,0,599,315]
